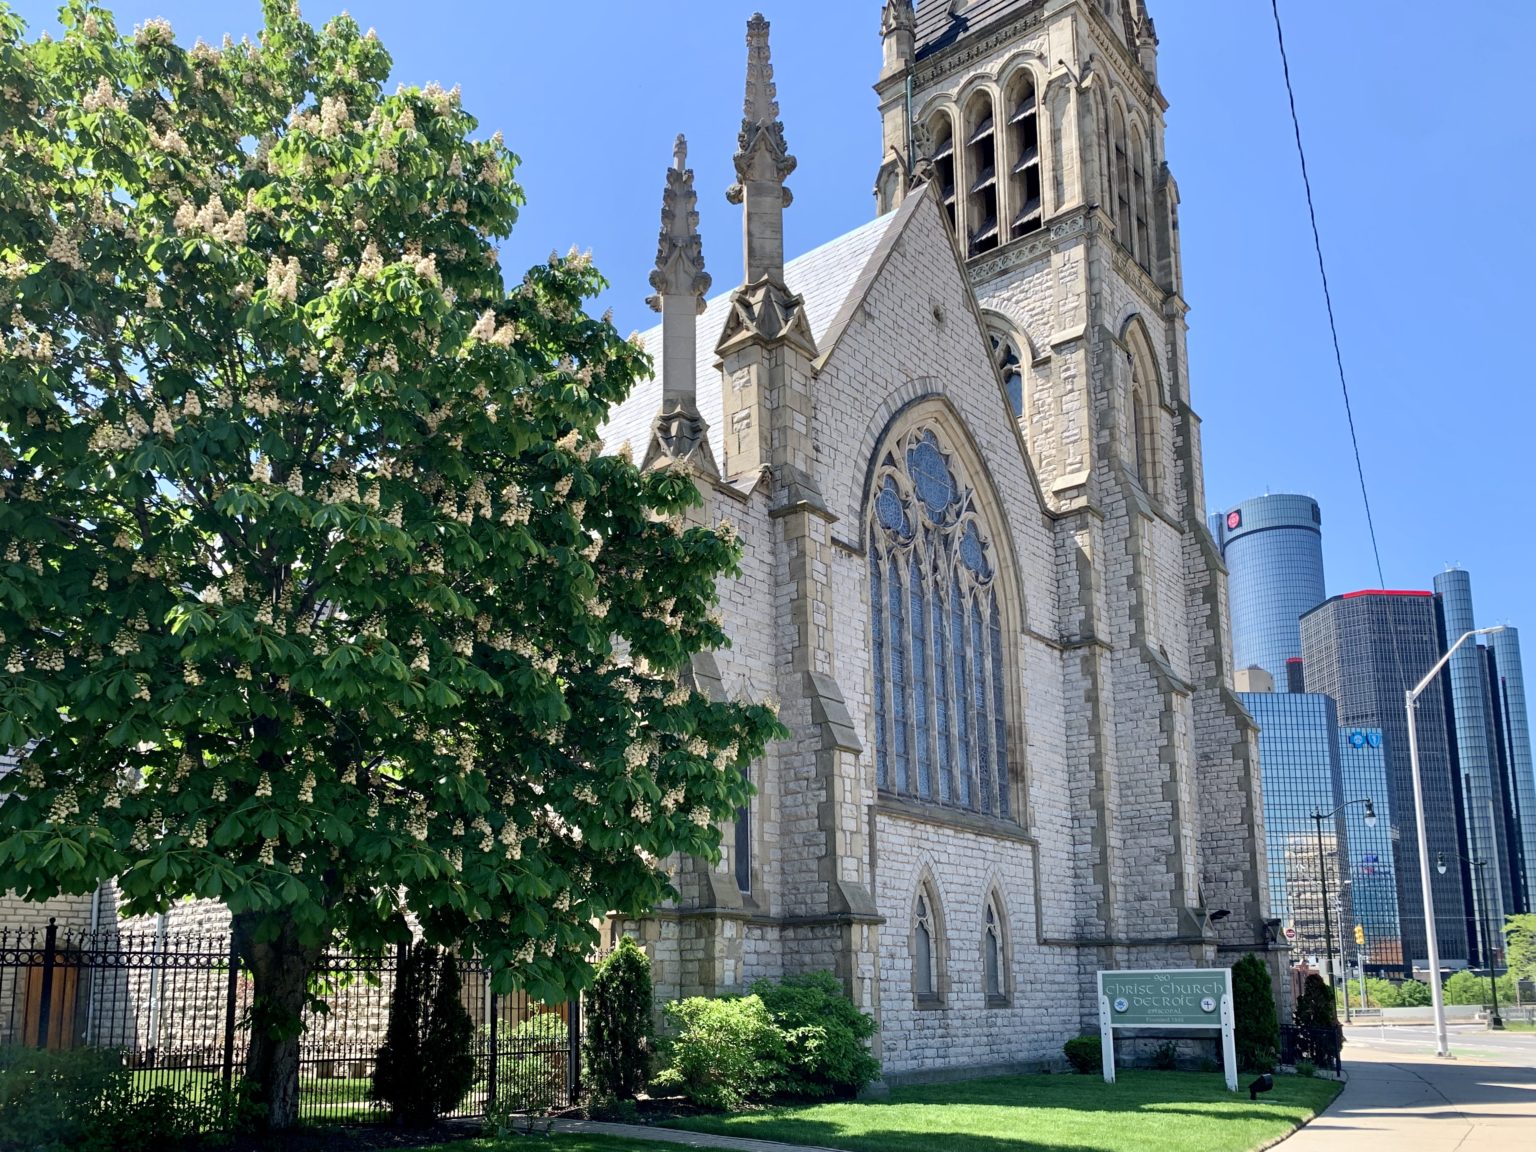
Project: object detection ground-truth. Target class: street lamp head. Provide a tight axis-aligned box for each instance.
[1436,852,1447,876]
[1363,798,1377,828]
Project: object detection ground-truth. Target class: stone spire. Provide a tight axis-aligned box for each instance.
[642,135,717,475]
[727,13,796,287]
[1133,0,1159,82]
[880,0,915,80]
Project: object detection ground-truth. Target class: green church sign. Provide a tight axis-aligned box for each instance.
[1100,969,1228,1028]
[1097,968,1237,1091]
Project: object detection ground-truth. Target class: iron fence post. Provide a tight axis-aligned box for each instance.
[34,919,57,1050]
[486,988,498,1109]
[567,995,581,1104]
[222,934,239,1104]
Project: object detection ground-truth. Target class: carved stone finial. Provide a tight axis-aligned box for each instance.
[644,134,716,478]
[648,132,711,315]
[728,13,796,287]
[881,0,915,39]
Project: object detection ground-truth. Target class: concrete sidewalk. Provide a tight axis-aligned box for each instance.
[549,1118,844,1152]
[1275,1039,1536,1150]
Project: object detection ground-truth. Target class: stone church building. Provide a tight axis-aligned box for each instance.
[603,0,1274,1077]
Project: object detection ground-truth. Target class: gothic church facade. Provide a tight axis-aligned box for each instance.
[602,0,1275,1078]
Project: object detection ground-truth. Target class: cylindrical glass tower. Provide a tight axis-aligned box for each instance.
[1434,567,1507,960]
[1210,494,1325,690]
[1488,626,1536,909]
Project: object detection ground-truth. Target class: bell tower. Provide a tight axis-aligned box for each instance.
[876,1,1272,982]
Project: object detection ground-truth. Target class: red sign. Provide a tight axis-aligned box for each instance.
[1226,510,1242,531]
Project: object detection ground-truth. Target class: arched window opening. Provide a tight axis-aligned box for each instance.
[964,93,999,256]
[1112,107,1132,254]
[1131,125,1150,270]
[983,898,1008,1004]
[1130,352,1157,495]
[868,427,1011,817]
[989,328,1024,416]
[914,890,938,1002]
[734,767,751,894]
[929,112,958,232]
[1005,73,1042,239]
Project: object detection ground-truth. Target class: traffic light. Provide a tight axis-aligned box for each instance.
[1353,924,1365,946]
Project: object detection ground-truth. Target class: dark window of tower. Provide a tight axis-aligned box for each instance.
[964,92,999,256]
[868,428,1011,818]
[734,763,751,893]
[929,112,957,232]
[1132,125,1150,270]
[1113,107,1132,254]
[1006,73,1042,239]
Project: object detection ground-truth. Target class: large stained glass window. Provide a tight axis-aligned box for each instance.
[868,428,1010,817]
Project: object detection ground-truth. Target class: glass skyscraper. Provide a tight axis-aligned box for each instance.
[1487,627,1536,910]
[1433,568,1508,950]
[1210,494,1325,690]
[1339,727,1402,973]
[1239,691,1354,974]
[1300,591,1470,971]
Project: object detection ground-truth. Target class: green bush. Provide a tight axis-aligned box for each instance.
[1397,978,1432,1007]
[653,994,785,1110]
[373,942,477,1126]
[0,1048,210,1152]
[1295,1059,1317,1078]
[584,937,653,1103]
[752,972,880,1099]
[1063,1035,1100,1074]
[1231,954,1280,1072]
[0,1046,123,1152]
[1150,1040,1179,1071]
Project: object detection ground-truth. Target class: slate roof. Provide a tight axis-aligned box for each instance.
[600,211,902,464]
[914,0,1034,60]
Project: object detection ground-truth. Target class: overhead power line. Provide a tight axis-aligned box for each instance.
[1268,0,1387,592]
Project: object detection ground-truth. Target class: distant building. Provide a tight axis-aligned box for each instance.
[1434,569,1510,958]
[1210,495,1326,690]
[1301,591,1470,971]
[1487,627,1536,911]
[1239,691,1355,974]
[1338,727,1402,973]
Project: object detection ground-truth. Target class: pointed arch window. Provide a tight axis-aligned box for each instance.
[914,888,941,1004]
[1005,72,1042,239]
[1131,125,1150,270]
[868,428,1011,817]
[964,92,999,256]
[1128,347,1158,496]
[988,328,1024,416]
[983,896,1009,1006]
[1112,107,1132,254]
[928,112,958,232]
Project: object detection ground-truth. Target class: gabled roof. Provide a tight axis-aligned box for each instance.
[600,211,901,464]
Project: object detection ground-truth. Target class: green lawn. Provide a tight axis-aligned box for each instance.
[421,1140,665,1152]
[662,1070,1341,1152]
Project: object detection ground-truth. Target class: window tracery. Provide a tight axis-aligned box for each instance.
[983,896,1007,1003]
[870,428,1010,817]
[914,888,939,1002]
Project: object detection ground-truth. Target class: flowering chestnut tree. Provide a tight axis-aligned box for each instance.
[0,1,780,1126]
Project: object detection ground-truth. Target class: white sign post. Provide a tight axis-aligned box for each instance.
[1097,968,1238,1092]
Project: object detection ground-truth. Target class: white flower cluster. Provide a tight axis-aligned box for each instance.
[34,649,65,673]
[573,783,597,806]
[134,17,174,47]
[266,256,300,304]
[46,228,83,270]
[319,94,349,139]
[82,76,126,114]
[690,806,712,828]
[46,788,78,824]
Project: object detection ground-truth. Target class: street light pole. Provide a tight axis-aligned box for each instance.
[1309,798,1377,1023]
[1438,852,1505,1030]
[1407,625,1504,1058]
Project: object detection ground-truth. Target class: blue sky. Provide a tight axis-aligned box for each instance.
[15,1,1535,640]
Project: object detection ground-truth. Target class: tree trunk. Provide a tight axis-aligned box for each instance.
[233,911,323,1131]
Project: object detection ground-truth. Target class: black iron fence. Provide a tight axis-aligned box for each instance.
[0,919,580,1126]
[1280,1023,1343,1074]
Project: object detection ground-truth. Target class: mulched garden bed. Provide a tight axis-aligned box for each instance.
[216,1117,486,1152]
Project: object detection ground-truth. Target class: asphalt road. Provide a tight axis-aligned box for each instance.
[1345,1022,1536,1067]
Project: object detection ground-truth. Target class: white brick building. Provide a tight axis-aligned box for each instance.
[601,1,1275,1080]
